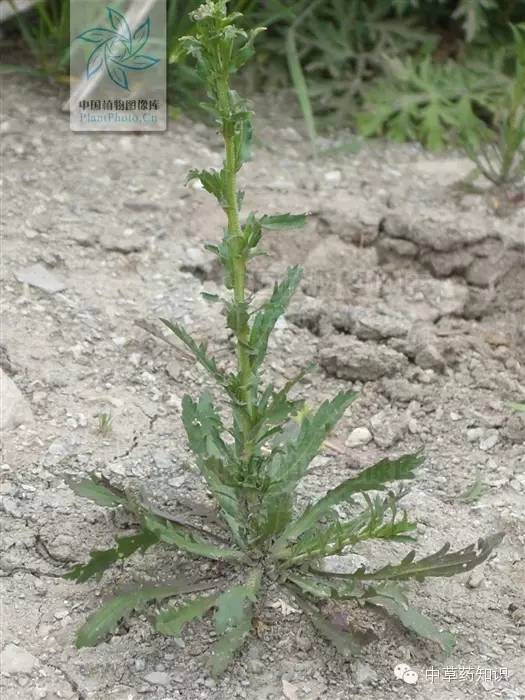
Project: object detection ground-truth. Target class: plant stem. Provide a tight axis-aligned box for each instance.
[219,80,254,455]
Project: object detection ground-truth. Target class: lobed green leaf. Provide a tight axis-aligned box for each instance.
[160,320,232,390]
[353,532,504,582]
[291,592,369,658]
[76,580,210,648]
[260,213,307,230]
[65,529,159,583]
[143,513,247,562]
[266,390,357,497]
[274,453,422,549]
[249,266,304,370]
[187,168,226,204]
[67,473,126,508]
[365,586,455,653]
[156,593,218,637]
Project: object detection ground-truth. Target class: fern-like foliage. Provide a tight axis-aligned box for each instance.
[65,1,504,677]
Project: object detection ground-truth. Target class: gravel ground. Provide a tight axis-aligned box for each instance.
[1,74,524,700]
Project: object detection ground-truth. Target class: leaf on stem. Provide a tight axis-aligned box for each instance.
[156,593,218,636]
[160,320,231,390]
[187,168,226,204]
[65,529,159,583]
[260,213,307,230]
[291,592,368,658]
[206,568,261,676]
[206,612,252,677]
[353,532,504,582]
[365,588,455,653]
[67,473,127,508]
[275,453,422,547]
[143,513,246,562]
[76,579,212,648]
[266,390,357,496]
[249,266,304,370]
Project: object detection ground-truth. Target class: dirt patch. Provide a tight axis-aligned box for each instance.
[1,75,524,700]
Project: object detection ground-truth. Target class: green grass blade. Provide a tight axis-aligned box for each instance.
[285,1,322,155]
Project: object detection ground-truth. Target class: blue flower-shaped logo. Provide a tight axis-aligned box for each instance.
[77,7,160,90]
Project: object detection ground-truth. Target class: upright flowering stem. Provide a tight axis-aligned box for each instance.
[219,82,253,427]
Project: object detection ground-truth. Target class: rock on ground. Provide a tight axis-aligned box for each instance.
[0,369,33,430]
[0,643,38,674]
[319,336,407,381]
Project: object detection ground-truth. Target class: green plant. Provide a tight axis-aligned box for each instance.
[459,24,525,184]
[96,411,113,437]
[66,1,503,677]
[4,0,70,79]
[356,51,508,149]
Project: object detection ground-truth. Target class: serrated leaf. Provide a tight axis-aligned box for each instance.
[355,532,504,582]
[206,611,252,677]
[67,474,126,508]
[275,454,422,549]
[65,529,158,583]
[76,580,207,648]
[365,592,455,653]
[206,568,261,677]
[187,169,226,204]
[155,593,218,636]
[249,266,303,370]
[286,573,333,599]
[143,513,246,562]
[260,213,307,230]
[266,391,357,496]
[235,119,253,169]
[160,320,231,390]
[214,572,260,633]
[292,594,366,658]
[181,392,232,463]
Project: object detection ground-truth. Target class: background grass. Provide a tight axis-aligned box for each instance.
[2,0,525,162]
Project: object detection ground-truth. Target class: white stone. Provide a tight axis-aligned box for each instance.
[324,170,342,184]
[0,643,38,674]
[145,671,170,686]
[0,369,34,431]
[480,432,499,451]
[346,427,372,447]
[15,264,65,294]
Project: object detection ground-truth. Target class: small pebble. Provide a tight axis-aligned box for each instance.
[346,427,372,447]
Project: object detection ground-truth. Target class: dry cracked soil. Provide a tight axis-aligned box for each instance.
[1,75,525,700]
